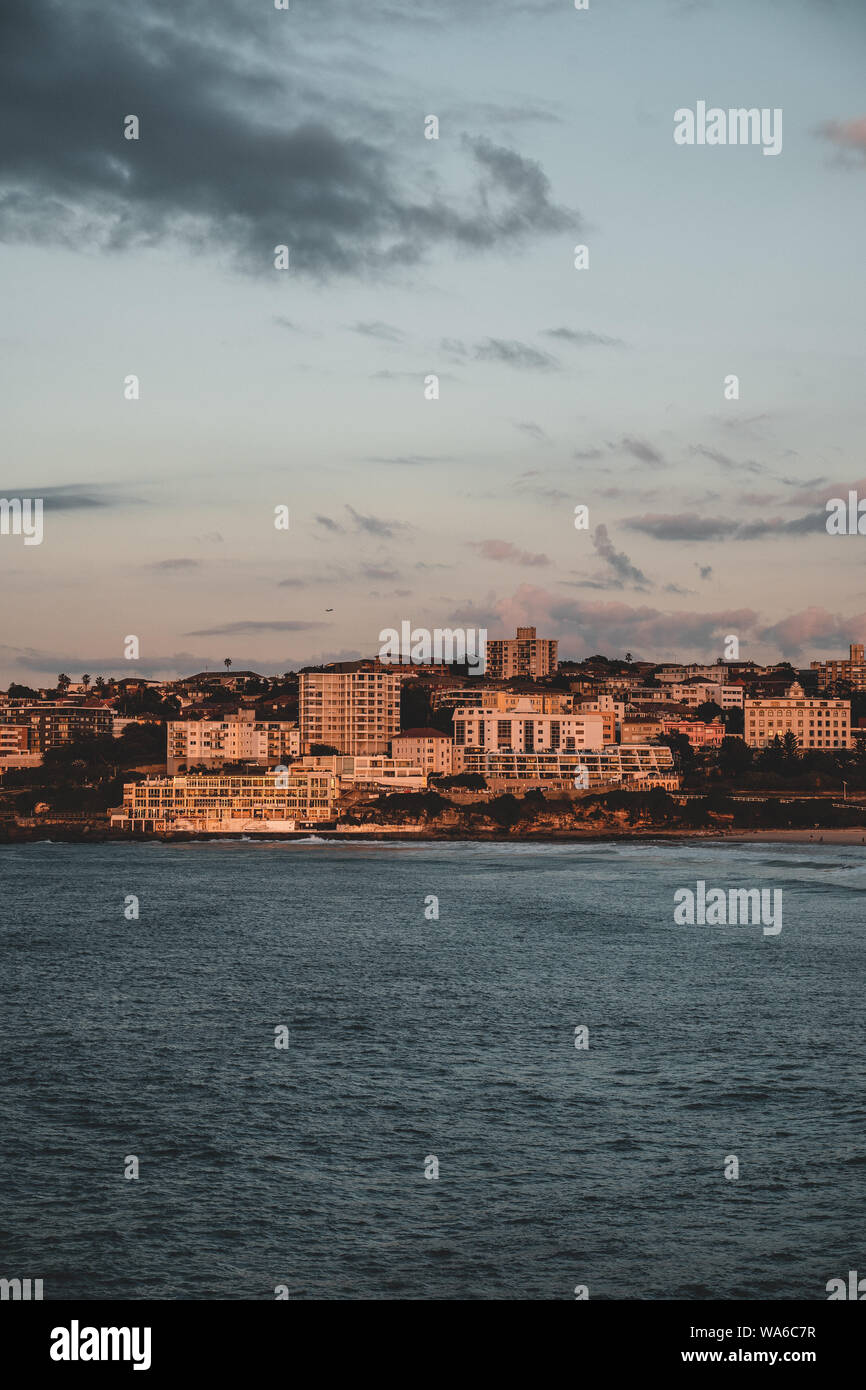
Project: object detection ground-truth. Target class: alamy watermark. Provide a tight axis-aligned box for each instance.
[379,621,487,675]
[674,103,782,156]
[0,497,43,545]
[674,880,782,936]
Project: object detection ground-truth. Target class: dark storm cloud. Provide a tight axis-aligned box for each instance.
[0,4,573,277]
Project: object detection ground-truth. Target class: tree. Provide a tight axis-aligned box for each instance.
[81,674,91,689]
[57,673,71,692]
[310,744,340,755]
[718,735,752,779]
[94,676,106,691]
[695,701,724,724]
[624,651,633,664]
[224,658,232,672]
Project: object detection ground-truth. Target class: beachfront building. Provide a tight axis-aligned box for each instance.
[294,754,428,791]
[485,627,558,681]
[456,744,678,790]
[659,717,726,749]
[299,670,401,755]
[166,712,300,773]
[744,683,852,750]
[452,697,605,754]
[111,768,338,833]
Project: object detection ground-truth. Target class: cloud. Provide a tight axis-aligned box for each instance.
[314,514,345,533]
[185,621,325,636]
[345,505,408,537]
[449,584,760,661]
[0,484,122,510]
[542,327,625,347]
[625,512,730,542]
[351,320,405,342]
[615,437,666,468]
[573,448,604,461]
[365,454,454,466]
[818,116,866,161]
[759,606,866,660]
[474,338,559,371]
[361,564,399,580]
[469,539,550,567]
[569,524,651,591]
[624,511,825,541]
[514,421,550,443]
[697,564,713,580]
[147,558,201,570]
[691,444,766,477]
[0,5,573,278]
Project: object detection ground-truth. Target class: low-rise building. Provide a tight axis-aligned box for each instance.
[0,703,113,751]
[659,717,726,749]
[457,744,677,789]
[295,754,428,791]
[391,729,454,776]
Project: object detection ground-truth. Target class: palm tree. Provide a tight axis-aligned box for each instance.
[224,658,232,672]
[81,674,91,689]
[624,651,633,665]
[57,673,71,691]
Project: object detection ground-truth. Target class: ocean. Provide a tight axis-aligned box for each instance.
[1,838,863,1300]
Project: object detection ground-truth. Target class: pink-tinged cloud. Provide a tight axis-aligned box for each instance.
[759,607,866,657]
[819,116,866,157]
[470,539,550,567]
[449,584,759,661]
[788,477,866,506]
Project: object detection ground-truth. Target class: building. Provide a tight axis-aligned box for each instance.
[295,754,428,791]
[391,729,454,776]
[0,703,113,752]
[0,723,42,770]
[630,683,743,709]
[654,664,727,684]
[457,744,678,790]
[621,714,667,743]
[111,768,337,833]
[299,670,401,755]
[485,627,558,681]
[659,717,726,749]
[744,683,852,750]
[810,643,866,692]
[452,697,605,754]
[166,713,300,773]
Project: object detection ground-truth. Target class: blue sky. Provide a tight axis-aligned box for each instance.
[1,0,865,683]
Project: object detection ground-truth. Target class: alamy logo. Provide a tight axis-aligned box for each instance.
[826,492,866,535]
[674,880,782,936]
[674,102,782,156]
[0,497,43,545]
[0,1276,43,1299]
[826,1270,866,1300]
[379,621,487,675]
[50,1321,152,1371]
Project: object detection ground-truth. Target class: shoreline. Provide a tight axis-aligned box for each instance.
[2,826,865,846]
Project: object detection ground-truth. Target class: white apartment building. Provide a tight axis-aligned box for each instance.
[295,754,428,791]
[458,744,677,789]
[744,683,852,750]
[166,713,300,774]
[631,683,743,709]
[299,671,401,755]
[452,697,605,753]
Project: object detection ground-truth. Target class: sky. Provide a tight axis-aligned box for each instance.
[1,0,865,685]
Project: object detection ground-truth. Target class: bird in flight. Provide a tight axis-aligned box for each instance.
[325,608,334,611]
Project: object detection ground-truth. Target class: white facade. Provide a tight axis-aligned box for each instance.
[167,714,300,773]
[452,698,605,753]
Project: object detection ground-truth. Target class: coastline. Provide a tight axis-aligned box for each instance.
[3,825,865,846]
